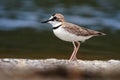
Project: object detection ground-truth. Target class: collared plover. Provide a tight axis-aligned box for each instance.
[41,13,106,61]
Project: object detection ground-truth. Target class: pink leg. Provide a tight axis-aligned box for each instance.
[69,42,76,60]
[74,41,80,59]
[69,41,80,61]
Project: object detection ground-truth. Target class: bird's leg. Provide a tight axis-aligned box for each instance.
[69,41,80,61]
[69,41,76,60]
[74,41,80,59]
[72,41,80,60]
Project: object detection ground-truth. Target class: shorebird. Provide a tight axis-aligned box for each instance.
[41,13,105,61]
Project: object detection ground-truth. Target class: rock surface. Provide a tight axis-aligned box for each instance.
[0,58,120,80]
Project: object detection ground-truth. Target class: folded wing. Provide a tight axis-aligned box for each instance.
[63,22,106,36]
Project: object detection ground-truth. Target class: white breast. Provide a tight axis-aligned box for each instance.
[53,27,92,42]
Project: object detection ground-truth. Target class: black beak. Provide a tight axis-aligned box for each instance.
[41,20,50,23]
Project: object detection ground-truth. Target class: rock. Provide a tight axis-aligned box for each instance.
[0,58,120,80]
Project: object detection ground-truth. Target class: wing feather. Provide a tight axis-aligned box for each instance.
[62,22,105,36]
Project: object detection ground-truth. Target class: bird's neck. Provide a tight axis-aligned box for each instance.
[49,21,62,28]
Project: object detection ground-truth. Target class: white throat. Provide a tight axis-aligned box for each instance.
[48,21,62,27]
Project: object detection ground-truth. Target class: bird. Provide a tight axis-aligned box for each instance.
[41,13,106,61]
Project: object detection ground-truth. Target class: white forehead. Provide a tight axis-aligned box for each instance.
[49,16,54,20]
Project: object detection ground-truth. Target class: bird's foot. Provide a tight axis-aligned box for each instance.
[69,57,78,61]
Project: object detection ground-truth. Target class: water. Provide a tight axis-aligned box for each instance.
[0,0,120,30]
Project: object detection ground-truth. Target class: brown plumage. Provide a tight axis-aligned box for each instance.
[54,13,105,36]
[62,22,106,36]
[42,13,106,61]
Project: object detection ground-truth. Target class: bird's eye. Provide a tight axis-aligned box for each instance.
[53,17,57,19]
[49,16,57,21]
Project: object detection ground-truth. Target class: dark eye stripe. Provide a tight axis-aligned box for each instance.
[50,17,57,21]
[53,17,57,19]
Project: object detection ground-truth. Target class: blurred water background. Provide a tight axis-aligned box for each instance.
[0,0,120,60]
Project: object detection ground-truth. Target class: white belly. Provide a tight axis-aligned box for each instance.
[53,27,92,42]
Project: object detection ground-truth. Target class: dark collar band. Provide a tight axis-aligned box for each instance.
[52,24,62,29]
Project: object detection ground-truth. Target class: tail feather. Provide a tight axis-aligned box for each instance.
[97,32,106,36]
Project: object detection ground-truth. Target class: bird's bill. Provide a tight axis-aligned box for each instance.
[41,20,50,23]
